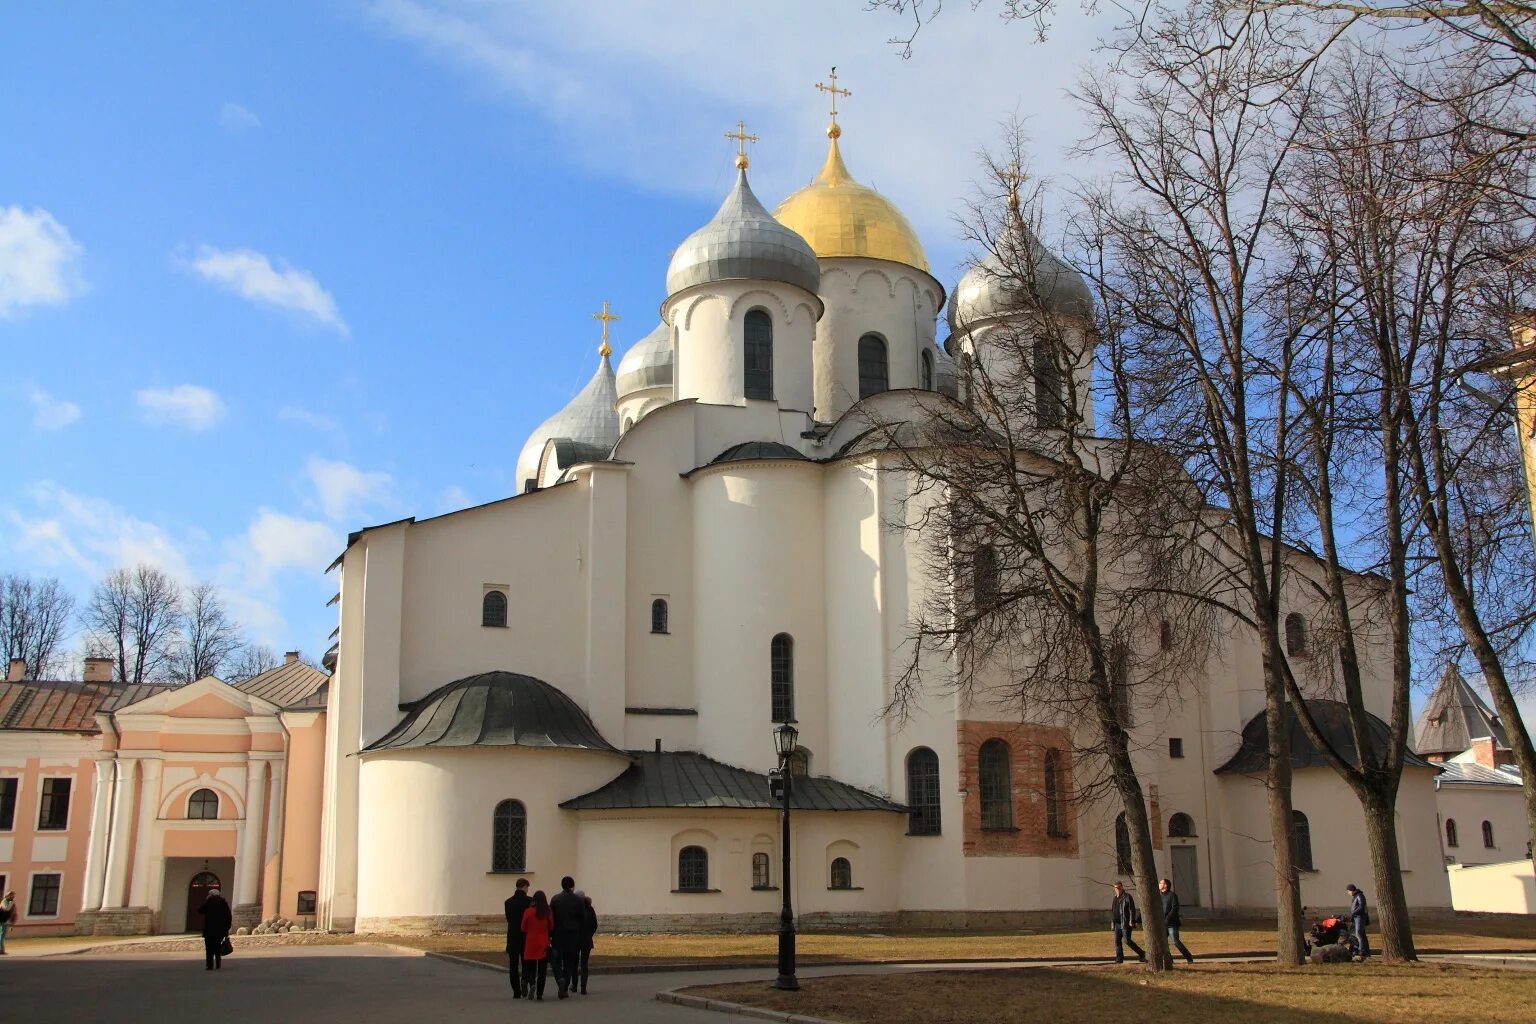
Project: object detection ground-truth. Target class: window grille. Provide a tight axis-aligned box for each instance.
[752,852,771,888]
[651,598,669,634]
[978,739,1013,830]
[678,845,709,890]
[906,748,942,836]
[1169,813,1195,838]
[744,310,774,399]
[1044,750,1064,837]
[771,634,794,723]
[858,334,888,398]
[482,590,508,628]
[492,799,527,872]
[830,857,853,890]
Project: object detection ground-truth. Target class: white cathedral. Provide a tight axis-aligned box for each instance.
[316,107,1454,933]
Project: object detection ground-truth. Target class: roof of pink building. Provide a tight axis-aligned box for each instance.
[233,658,328,708]
[0,680,172,732]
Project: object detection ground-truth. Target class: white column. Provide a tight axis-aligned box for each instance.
[261,761,285,916]
[80,756,115,911]
[236,760,267,906]
[128,758,162,906]
[101,758,137,908]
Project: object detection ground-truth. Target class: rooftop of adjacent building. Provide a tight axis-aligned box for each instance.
[1414,664,1511,758]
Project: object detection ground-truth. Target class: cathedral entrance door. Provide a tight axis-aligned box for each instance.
[186,871,221,932]
[1171,846,1199,907]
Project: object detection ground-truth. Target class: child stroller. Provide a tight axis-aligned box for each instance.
[1304,914,1359,957]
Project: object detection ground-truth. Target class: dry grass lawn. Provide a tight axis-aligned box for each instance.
[686,962,1536,1024]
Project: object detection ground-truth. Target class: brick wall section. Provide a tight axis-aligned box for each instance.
[957,720,1079,858]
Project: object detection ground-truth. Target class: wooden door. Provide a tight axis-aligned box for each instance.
[1171,846,1200,907]
[186,871,221,933]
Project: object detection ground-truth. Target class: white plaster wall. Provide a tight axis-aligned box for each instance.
[666,282,819,414]
[1447,859,1536,914]
[1436,783,1531,867]
[949,319,1095,436]
[813,258,944,422]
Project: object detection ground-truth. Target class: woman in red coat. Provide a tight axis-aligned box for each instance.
[520,890,553,1000]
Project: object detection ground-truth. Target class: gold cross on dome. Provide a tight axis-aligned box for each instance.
[725,120,758,170]
[815,66,851,128]
[592,301,619,358]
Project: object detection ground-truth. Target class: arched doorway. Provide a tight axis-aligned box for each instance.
[185,871,221,933]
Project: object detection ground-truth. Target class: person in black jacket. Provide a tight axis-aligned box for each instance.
[1346,884,1370,961]
[1159,878,1195,964]
[548,876,584,999]
[1109,882,1145,963]
[199,886,233,971]
[504,878,532,997]
[574,891,598,994]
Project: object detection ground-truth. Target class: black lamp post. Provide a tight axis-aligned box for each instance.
[772,720,800,991]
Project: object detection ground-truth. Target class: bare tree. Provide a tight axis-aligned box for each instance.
[226,644,279,682]
[0,572,76,679]
[170,582,246,683]
[81,564,184,684]
[866,0,1093,56]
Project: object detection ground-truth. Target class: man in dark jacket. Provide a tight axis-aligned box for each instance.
[574,891,598,994]
[549,876,584,999]
[1159,878,1195,964]
[1109,882,1145,963]
[504,878,532,997]
[199,886,233,971]
[1346,884,1370,961]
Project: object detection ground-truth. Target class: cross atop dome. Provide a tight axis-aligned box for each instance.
[725,120,758,170]
[815,66,851,139]
[592,300,620,358]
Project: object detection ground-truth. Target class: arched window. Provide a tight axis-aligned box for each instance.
[1292,810,1314,871]
[771,633,794,723]
[1044,750,1064,837]
[744,309,774,399]
[1483,820,1495,848]
[1446,818,1459,848]
[187,788,219,820]
[492,799,527,872]
[830,857,853,890]
[1033,339,1065,427]
[973,545,998,610]
[482,590,508,628]
[678,845,709,891]
[978,739,1013,830]
[906,747,942,836]
[1115,813,1133,874]
[921,349,934,391]
[1169,812,1195,838]
[858,334,889,399]
[752,851,771,888]
[1285,613,1309,657]
[651,598,669,634]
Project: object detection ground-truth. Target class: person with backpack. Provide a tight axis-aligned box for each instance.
[520,890,553,1000]
[1,889,16,954]
[1109,881,1145,963]
[1346,884,1371,961]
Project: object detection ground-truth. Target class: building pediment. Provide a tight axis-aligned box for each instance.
[110,675,279,721]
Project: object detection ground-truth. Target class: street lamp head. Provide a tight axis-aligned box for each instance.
[774,720,800,759]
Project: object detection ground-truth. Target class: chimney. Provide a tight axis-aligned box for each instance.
[284,651,300,665]
[1470,736,1497,769]
[83,657,114,683]
[6,658,26,682]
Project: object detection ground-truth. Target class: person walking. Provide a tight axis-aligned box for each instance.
[1109,881,1145,963]
[549,876,584,998]
[0,889,16,954]
[1346,884,1371,961]
[504,878,532,997]
[1159,878,1196,964]
[575,891,598,994]
[199,885,233,971]
[520,891,553,1000]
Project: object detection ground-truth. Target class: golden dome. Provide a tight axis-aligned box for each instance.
[773,132,929,274]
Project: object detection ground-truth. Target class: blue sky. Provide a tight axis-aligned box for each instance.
[0,2,1121,659]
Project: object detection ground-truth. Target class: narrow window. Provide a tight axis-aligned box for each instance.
[744,309,774,399]
[1168,738,1184,759]
[1285,613,1309,657]
[921,350,934,391]
[978,739,1013,830]
[829,857,853,890]
[752,852,771,888]
[678,845,709,891]
[296,891,318,915]
[0,777,17,830]
[1159,619,1173,651]
[1033,339,1065,427]
[482,590,508,628]
[973,545,998,610]
[1483,820,1495,848]
[906,747,942,836]
[1115,813,1132,874]
[187,788,220,820]
[651,598,669,634]
[771,633,794,723]
[37,777,70,831]
[858,334,888,398]
[1292,810,1314,871]
[492,799,527,872]
[1446,819,1459,848]
[1110,644,1132,727]
[1169,812,1195,838]
[1044,749,1064,837]
[29,873,62,916]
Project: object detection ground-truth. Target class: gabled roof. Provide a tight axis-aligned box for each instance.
[234,659,329,709]
[1437,762,1523,787]
[1415,665,1510,757]
[1215,699,1438,774]
[560,750,906,813]
[0,680,173,732]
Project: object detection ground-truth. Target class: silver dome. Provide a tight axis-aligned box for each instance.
[515,353,620,491]
[666,169,820,298]
[616,322,673,398]
[931,344,960,399]
[949,219,1093,332]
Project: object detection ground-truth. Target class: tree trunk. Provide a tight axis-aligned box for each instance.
[1263,659,1306,966]
[1360,784,1416,961]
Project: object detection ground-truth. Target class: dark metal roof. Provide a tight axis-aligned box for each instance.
[1,680,173,731]
[234,659,329,709]
[363,671,623,754]
[1436,762,1523,787]
[711,440,810,464]
[1414,665,1510,757]
[560,750,906,812]
[1215,699,1438,774]
[547,438,614,471]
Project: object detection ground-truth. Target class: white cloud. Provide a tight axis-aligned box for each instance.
[242,508,341,584]
[438,484,471,513]
[29,386,81,430]
[7,481,195,581]
[278,405,341,433]
[306,456,394,522]
[184,245,349,334]
[0,206,84,317]
[135,384,227,431]
[219,102,261,133]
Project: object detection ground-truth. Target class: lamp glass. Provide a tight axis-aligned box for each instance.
[774,721,800,759]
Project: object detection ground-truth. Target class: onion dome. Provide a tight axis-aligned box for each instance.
[949,215,1093,332]
[362,670,623,753]
[616,322,673,398]
[666,167,820,298]
[773,129,929,274]
[515,349,619,491]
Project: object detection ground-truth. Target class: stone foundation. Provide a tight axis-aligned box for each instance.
[233,903,262,932]
[75,907,154,936]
